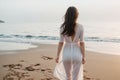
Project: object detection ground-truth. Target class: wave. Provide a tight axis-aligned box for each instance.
[0,34,120,43]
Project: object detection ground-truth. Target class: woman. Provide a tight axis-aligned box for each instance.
[53,6,85,80]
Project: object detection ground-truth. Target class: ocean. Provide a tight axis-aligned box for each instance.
[0,21,120,55]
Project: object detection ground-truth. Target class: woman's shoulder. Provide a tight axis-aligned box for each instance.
[76,23,83,27]
[76,23,84,30]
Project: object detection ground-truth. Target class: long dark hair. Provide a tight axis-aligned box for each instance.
[61,6,78,36]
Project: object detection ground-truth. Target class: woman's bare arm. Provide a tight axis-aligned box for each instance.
[79,42,85,64]
[80,42,85,58]
[57,42,64,58]
[56,42,63,63]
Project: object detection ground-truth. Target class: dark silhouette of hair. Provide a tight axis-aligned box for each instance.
[61,6,78,36]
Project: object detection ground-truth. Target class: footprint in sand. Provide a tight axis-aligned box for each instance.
[34,63,40,66]
[19,60,25,62]
[25,66,36,71]
[3,64,22,70]
[41,56,53,60]
[41,68,52,73]
[24,63,41,71]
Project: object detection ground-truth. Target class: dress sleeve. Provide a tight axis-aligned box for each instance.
[59,28,64,42]
[79,25,84,43]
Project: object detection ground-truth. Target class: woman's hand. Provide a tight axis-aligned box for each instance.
[82,57,86,64]
[55,57,59,63]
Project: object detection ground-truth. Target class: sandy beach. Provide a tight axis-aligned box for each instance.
[0,44,120,80]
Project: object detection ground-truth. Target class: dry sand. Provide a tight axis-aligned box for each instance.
[0,44,120,80]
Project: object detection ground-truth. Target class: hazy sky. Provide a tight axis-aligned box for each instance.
[0,0,120,23]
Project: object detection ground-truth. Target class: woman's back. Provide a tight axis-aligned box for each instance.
[59,23,84,43]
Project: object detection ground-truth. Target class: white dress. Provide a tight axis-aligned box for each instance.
[53,23,84,80]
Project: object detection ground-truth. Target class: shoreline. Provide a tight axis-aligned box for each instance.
[0,44,120,80]
[0,43,120,56]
